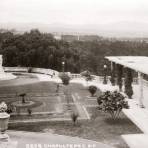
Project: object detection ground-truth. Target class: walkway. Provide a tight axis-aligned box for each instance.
[122,134,148,148]
[7,130,114,148]
[123,99,148,134]
[121,86,148,148]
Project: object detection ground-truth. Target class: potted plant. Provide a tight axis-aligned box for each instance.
[0,102,10,136]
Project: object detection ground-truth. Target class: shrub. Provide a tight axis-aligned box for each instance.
[59,73,70,85]
[85,75,94,82]
[71,111,79,125]
[80,70,91,77]
[0,102,7,112]
[28,67,33,73]
[6,104,13,114]
[80,71,94,82]
[97,91,129,120]
[27,108,32,116]
[88,85,97,97]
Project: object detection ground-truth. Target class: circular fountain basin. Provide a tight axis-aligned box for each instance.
[0,73,17,81]
[12,101,35,108]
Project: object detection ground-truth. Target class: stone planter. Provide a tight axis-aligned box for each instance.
[0,112,10,135]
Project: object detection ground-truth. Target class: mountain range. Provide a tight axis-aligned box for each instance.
[0,21,148,38]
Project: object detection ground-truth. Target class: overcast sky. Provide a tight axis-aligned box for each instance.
[0,0,148,25]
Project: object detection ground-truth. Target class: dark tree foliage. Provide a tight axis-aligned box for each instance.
[1,29,148,74]
[124,68,133,98]
[110,62,116,86]
[0,30,81,73]
[116,64,123,91]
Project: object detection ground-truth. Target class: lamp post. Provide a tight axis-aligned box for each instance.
[62,56,65,73]
[62,61,65,73]
[103,64,107,84]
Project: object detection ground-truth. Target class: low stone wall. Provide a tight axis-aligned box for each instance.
[4,67,28,72]
[4,67,59,76]
[31,68,59,76]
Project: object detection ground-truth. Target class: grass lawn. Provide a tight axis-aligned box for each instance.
[4,76,142,148]
[9,110,142,148]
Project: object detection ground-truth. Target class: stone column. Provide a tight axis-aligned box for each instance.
[138,72,145,108]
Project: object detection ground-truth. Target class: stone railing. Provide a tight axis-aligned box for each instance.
[70,73,111,83]
[71,73,139,85]
[70,73,82,79]
[3,67,140,85]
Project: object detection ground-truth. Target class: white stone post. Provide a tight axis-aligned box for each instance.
[138,72,145,108]
[0,55,4,74]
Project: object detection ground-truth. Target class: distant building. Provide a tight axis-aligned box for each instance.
[79,35,103,41]
[54,35,61,40]
[61,35,79,42]
[52,32,104,42]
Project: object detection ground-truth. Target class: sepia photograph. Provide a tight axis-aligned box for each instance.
[0,0,148,148]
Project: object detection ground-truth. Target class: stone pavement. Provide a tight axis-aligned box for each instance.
[122,134,148,148]
[0,140,17,148]
[7,130,114,148]
[123,99,148,134]
[122,95,148,148]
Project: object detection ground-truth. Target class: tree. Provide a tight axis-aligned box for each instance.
[124,68,133,98]
[1,29,148,75]
[110,62,116,86]
[117,64,123,91]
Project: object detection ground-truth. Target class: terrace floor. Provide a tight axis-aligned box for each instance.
[0,73,143,148]
[7,130,114,148]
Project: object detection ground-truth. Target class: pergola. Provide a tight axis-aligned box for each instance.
[105,56,148,108]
